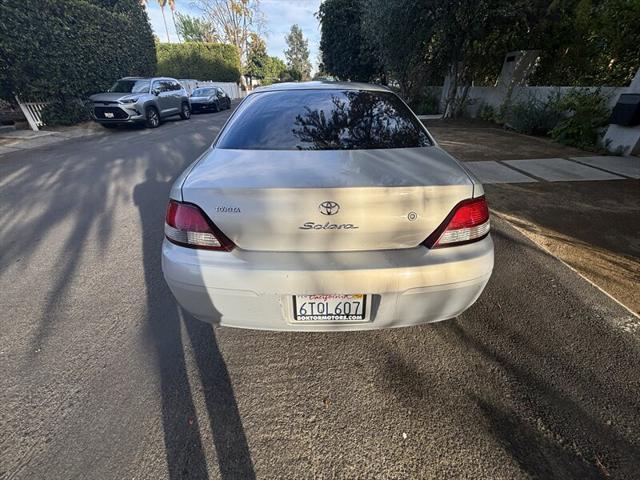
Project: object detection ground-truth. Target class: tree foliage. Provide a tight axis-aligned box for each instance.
[362,0,438,102]
[530,0,640,86]
[245,33,268,80]
[0,0,156,101]
[317,0,381,82]
[320,0,640,117]
[156,42,241,82]
[191,0,264,70]
[261,56,288,84]
[284,24,312,81]
[175,11,217,42]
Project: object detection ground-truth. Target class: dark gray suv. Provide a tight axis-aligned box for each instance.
[90,77,191,128]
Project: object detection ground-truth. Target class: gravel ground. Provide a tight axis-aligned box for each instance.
[1,105,639,480]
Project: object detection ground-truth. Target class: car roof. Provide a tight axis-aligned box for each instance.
[118,76,176,81]
[251,80,392,94]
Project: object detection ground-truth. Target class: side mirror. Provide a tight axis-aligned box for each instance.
[152,88,160,96]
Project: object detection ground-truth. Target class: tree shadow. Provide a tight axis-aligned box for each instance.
[134,167,255,479]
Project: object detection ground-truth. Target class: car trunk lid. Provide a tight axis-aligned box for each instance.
[181,147,474,252]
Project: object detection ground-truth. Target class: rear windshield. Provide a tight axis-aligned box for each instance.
[193,88,216,96]
[109,79,150,93]
[216,89,432,150]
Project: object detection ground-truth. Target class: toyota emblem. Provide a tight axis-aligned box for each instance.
[319,201,340,215]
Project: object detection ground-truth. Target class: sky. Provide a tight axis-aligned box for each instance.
[145,0,322,70]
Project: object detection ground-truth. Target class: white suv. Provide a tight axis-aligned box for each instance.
[89,77,190,128]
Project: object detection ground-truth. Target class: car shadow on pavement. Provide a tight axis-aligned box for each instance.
[134,167,255,480]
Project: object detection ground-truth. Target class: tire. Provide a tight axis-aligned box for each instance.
[145,106,160,128]
[227,98,231,109]
[213,101,220,113]
[180,102,191,120]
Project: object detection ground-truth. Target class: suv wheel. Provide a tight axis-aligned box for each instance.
[180,102,191,120]
[145,107,160,128]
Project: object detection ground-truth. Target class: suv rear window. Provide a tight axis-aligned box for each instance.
[216,89,432,150]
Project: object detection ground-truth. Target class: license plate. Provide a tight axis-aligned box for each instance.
[293,294,368,322]
[104,112,114,118]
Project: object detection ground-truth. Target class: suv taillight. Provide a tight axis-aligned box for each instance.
[165,200,235,251]
[422,196,490,248]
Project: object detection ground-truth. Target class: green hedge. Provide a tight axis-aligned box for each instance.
[156,43,241,83]
[0,0,156,102]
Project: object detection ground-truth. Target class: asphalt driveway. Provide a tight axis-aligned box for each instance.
[1,107,639,479]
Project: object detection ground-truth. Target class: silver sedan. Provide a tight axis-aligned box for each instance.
[162,81,493,330]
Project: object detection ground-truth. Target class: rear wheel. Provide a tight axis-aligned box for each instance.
[145,107,160,128]
[180,102,191,120]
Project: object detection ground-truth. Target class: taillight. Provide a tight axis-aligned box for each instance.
[164,199,235,251]
[422,196,490,248]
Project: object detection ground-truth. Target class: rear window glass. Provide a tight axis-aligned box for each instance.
[216,89,432,150]
[193,88,215,96]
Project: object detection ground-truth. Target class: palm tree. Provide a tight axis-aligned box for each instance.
[157,0,171,43]
[168,0,181,42]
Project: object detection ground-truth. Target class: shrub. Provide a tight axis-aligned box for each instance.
[550,89,611,149]
[504,95,563,136]
[0,0,156,102]
[411,94,440,115]
[41,99,91,126]
[156,43,241,83]
[478,104,495,122]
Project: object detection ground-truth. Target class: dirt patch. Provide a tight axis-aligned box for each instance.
[424,120,589,161]
[485,180,640,314]
[425,119,639,314]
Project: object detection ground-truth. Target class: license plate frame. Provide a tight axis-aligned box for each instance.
[292,294,369,323]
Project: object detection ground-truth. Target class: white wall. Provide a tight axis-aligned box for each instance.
[465,85,624,117]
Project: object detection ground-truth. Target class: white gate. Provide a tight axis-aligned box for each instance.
[15,96,49,131]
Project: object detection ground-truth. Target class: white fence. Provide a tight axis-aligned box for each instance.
[15,96,49,131]
[178,80,243,99]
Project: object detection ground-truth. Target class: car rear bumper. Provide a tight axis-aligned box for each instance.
[161,236,494,331]
[191,102,214,110]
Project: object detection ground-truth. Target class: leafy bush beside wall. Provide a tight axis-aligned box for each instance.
[156,43,241,83]
[550,90,611,149]
[500,89,611,150]
[410,93,440,115]
[504,95,563,136]
[0,0,157,102]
